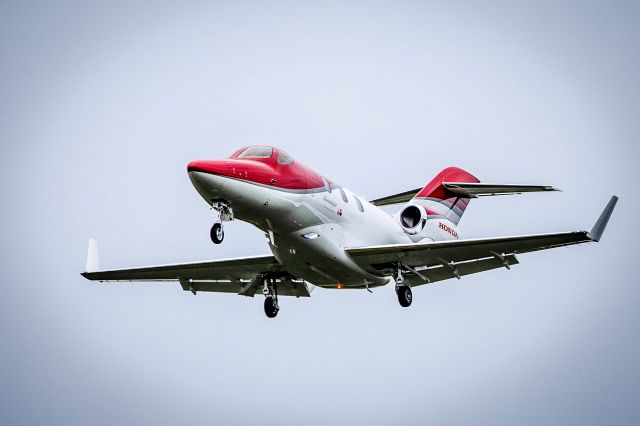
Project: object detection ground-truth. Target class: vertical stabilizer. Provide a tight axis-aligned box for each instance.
[411,167,480,225]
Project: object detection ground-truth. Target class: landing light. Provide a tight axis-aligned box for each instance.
[301,232,319,239]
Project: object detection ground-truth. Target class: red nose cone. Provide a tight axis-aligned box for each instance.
[187,160,229,175]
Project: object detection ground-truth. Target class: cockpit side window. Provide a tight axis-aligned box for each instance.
[277,150,294,164]
[237,146,273,159]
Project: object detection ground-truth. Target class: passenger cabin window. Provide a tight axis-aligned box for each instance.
[277,150,294,165]
[338,187,348,203]
[354,196,364,212]
[238,146,273,159]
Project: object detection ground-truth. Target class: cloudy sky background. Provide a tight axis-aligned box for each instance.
[1,1,638,424]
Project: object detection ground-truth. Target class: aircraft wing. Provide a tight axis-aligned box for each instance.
[347,196,618,286]
[81,250,313,297]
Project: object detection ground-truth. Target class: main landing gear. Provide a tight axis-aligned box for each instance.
[209,201,233,245]
[395,262,412,308]
[396,285,412,307]
[263,279,279,318]
[264,296,279,318]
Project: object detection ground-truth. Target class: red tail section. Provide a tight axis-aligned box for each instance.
[413,167,480,225]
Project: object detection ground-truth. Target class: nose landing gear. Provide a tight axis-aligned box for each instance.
[209,201,233,245]
[210,223,224,244]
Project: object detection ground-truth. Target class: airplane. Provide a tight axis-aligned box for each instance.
[82,145,618,318]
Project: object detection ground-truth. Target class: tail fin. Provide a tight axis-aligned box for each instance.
[412,167,480,225]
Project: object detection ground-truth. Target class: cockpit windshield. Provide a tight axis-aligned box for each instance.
[237,146,273,159]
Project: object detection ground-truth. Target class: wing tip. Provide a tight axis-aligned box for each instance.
[85,238,100,273]
[80,271,96,280]
[588,195,618,242]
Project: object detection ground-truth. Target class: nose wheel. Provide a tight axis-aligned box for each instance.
[209,201,233,245]
[210,223,224,244]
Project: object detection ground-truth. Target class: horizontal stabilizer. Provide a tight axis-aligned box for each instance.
[371,183,559,206]
[441,182,559,198]
[370,188,422,206]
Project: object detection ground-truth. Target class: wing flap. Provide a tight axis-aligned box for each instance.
[179,278,312,297]
[400,254,519,287]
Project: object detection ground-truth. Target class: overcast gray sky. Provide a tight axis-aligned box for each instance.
[1,1,638,424]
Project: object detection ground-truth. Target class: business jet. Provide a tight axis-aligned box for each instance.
[82,145,618,318]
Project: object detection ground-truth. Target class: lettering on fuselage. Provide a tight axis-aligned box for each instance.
[323,195,337,208]
[322,195,342,216]
[439,222,459,239]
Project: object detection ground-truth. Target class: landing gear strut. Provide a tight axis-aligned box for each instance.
[395,262,412,307]
[263,278,279,318]
[209,201,233,245]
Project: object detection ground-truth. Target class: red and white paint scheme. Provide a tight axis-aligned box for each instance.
[82,145,618,318]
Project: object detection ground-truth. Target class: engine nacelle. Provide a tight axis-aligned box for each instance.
[396,204,462,242]
[398,204,426,235]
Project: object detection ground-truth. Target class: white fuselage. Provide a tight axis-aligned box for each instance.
[189,171,460,289]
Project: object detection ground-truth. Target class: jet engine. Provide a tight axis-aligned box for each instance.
[398,204,426,235]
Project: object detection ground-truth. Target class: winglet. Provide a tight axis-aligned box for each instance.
[86,238,100,272]
[588,196,618,242]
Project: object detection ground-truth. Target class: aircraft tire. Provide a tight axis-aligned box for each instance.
[210,223,224,244]
[264,296,279,318]
[397,286,412,307]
